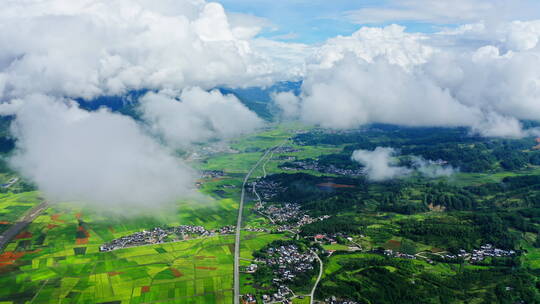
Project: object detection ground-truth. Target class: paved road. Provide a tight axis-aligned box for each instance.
[310,251,323,304]
[0,201,48,251]
[233,147,275,304]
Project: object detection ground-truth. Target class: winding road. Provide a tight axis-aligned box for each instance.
[310,251,323,304]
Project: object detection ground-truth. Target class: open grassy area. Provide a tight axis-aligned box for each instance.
[0,191,41,233]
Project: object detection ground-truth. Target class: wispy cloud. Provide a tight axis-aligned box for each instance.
[345,0,540,25]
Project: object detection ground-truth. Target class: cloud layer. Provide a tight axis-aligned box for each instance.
[0,95,196,209]
[0,0,289,101]
[0,0,272,209]
[274,22,540,137]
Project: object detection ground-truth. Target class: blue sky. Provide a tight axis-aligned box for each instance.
[217,0,381,43]
[217,0,444,43]
[217,0,540,44]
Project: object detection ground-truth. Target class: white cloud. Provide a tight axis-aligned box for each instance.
[0,0,298,101]
[291,22,540,138]
[140,87,263,148]
[1,94,196,209]
[311,25,433,69]
[226,12,274,40]
[351,147,457,181]
[352,147,412,181]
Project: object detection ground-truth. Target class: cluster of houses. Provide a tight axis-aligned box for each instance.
[325,297,359,304]
[256,245,315,285]
[200,170,226,179]
[250,180,286,201]
[273,146,300,154]
[313,233,355,245]
[383,249,416,260]
[244,227,269,233]
[196,170,227,188]
[379,244,516,265]
[243,263,259,273]
[261,286,293,304]
[257,203,302,223]
[100,225,234,252]
[470,244,516,262]
[443,244,516,263]
[217,225,236,234]
[100,227,172,252]
[254,202,330,233]
[241,294,257,304]
[279,159,363,176]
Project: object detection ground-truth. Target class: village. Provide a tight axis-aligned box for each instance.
[99,224,236,252]
[243,285,295,304]
[250,244,316,304]
[200,170,226,179]
[253,201,330,233]
[249,179,287,201]
[279,159,363,176]
[381,243,516,264]
[446,244,516,263]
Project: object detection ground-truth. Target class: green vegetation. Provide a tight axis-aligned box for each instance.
[2,124,540,303]
[317,252,539,304]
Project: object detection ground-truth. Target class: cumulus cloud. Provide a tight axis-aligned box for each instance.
[0,0,297,101]
[351,147,457,181]
[1,95,196,210]
[311,25,433,69]
[351,147,412,181]
[140,87,264,148]
[290,22,540,138]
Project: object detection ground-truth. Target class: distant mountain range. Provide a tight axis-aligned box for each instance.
[74,81,302,121]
